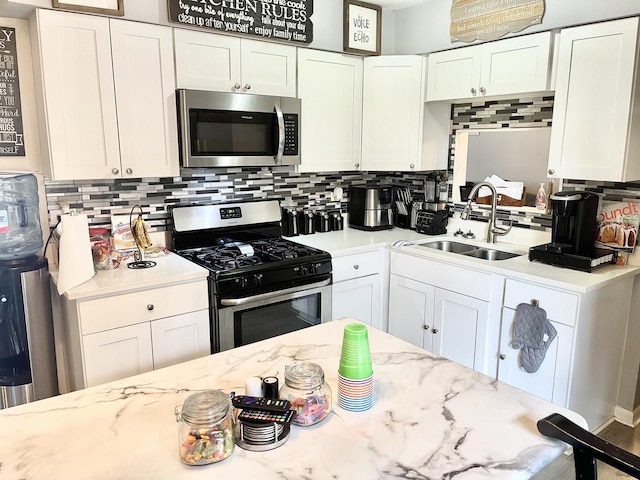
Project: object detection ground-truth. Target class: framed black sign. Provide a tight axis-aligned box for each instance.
[0,26,24,157]
[167,0,314,44]
[343,0,381,55]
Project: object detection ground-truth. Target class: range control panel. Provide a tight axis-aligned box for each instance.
[220,207,242,220]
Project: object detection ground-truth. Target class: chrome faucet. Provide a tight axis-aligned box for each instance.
[460,182,512,243]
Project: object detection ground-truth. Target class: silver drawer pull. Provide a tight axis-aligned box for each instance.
[432,328,439,334]
[147,304,154,311]
[353,264,359,270]
[499,354,506,360]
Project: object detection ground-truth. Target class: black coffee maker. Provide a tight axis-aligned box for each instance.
[529,191,617,271]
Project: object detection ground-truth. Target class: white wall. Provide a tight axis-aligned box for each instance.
[393,0,640,54]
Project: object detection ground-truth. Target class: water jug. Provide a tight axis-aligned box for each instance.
[0,173,43,260]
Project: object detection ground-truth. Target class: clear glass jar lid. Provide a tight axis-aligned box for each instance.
[284,362,325,390]
[177,390,230,426]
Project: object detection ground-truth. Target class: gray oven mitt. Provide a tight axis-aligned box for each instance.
[510,302,557,373]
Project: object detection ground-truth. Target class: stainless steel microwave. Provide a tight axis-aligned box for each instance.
[177,89,301,168]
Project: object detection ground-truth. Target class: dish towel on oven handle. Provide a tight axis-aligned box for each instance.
[510,302,557,373]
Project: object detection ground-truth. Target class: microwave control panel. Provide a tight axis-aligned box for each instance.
[283,114,299,155]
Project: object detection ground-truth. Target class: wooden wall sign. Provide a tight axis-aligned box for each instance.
[168,0,314,44]
[451,0,545,43]
[343,0,381,55]
[52,0,124,16]
[0,27,24,157]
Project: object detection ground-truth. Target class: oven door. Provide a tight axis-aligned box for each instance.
[215,279,331,352]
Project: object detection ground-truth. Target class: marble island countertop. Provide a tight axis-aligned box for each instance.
[0,319,586,480]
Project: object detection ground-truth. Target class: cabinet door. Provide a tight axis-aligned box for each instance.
[174,29,241,92]
[240,39,296,96]
[151,310,210,369]
[32,9,120,180]
[388,275,433,350]
[497,308,573,406]
[111,20,179,178]
[426,45,481,101]
[297,49,363,172]
[332,275,381,329]
[362,56,426,171]
[83,323,153,387]
[480,32,551,97]
[548,18,639,181]
[432,289,489,371]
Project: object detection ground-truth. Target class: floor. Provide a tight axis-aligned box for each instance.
[534,420,640,479]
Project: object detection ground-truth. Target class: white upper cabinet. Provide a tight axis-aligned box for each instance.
[426,32,552,101]
[174,29,296,97]
[362,55,449,172]
[297,49,363,172]
[30,9,179,180]
[548,17,640,182]
[110,20,178,179]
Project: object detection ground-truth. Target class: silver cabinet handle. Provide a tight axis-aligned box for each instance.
[353,264,359,270]
[499,354,506,360]
[548,168,555,175]
[410,164,415,169]
[126,168,133,175]
[470,87,477,95]
[355,163,360,168]
[432,328,439,334]
[112,168,119,175]
[234,83,241,90]
[423,324,430,330]
[147,304,154,311]
[244,83,251,90]
[480,87,486,94]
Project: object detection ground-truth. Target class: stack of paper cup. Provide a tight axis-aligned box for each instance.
[338,323,374,412]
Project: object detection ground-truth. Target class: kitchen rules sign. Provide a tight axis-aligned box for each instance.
[168,0,314,44]
[0,27,24,157]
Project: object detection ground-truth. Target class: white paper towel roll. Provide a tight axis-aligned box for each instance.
[57,214,95,295]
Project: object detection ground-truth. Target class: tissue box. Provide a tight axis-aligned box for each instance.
[476,187,526,207]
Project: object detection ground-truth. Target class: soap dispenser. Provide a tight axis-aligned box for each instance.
[535,183,547,210]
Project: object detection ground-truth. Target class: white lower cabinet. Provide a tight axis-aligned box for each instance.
[52,279,210,392]
[331,250,385,330]
[497,277,633,429]
[388,274,489,371]
[497,312,572,406]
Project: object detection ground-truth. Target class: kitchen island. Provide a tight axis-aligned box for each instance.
[0,319,585,479]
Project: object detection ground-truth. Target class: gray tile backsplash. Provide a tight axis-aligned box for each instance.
[44,94,640,236]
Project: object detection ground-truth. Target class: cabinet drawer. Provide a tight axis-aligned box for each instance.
[503,279,578,327]
[391,252,492,301]
[332,251,381,282]
[79,280,209,335]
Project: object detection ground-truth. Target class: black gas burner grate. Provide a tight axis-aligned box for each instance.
[251,239,314,260]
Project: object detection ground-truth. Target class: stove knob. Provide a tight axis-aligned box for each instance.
[298,265,308,276]
[254,274,263,286]
[236,277,249,288]
[309,263,318,274]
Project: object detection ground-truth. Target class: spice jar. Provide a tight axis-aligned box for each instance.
[174,390,234,465]
[279,362,331,426]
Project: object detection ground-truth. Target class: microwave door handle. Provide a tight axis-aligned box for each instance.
[274,103,285,165]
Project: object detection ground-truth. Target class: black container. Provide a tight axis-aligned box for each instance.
[315,211,331,232]
[299,211,315,235]
[330,212,344,231]
[281,208,299,237]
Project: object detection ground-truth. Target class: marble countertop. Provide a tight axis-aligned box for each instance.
[49,252,209,300]
[0,319,586,480]
[291,226,639,294]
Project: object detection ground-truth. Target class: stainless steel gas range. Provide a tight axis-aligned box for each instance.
[171,200,332,352]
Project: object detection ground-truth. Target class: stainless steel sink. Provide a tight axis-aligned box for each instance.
[418,241,478,254]
[418,240,522,261]
[460,248,521,261]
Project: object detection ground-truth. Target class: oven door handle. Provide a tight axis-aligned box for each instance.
[274,103,285,166]
[220,278,331,306]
